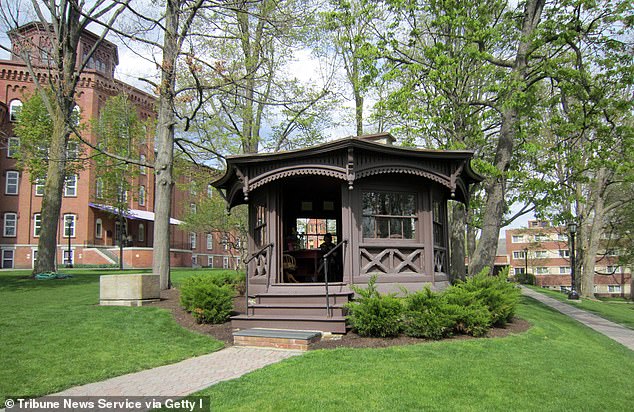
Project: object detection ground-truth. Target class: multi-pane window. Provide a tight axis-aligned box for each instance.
[139,186,146,206]
[607,265,621,273]
[7,137,19,158]
[95,178,104,199]
[35,178,45,196]
[512,235,524,243]
[207,233,213,250]
[2,249,14,268]
[207,184,213,198]
[190,232,197,249]
[139,154,147,175]
[559,249,570,258]
[9,99,22,121]
[534,234,549,242]
[513,251,526,259]
[223,256,229,269]
[33,214,42,237]
[536,267,549,274]
[432,200,446,247]
[138,223,145,242]
[254,203,267,247]
[63,214,76,238]
[64,174,77,197]
[5,171,19,194]
[190,203,196,214]
[95,219,103,239]
[296,218,337,249]
[535,250,548,258]
[3,213,17,237]
[559,267,571,274]
[608,285,622,293]
[362,191,417,240]
[514,267,525,275]
[208,256,213,267]
[66,141,79,160]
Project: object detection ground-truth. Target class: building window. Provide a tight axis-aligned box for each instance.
[513,251,526,259]
[190,183,197,196]
[139,186,146,206]
[117,187,128,203]
[190,232,197,249]
[534,234,549,242]
[138,223,145,242]
[2,249,14,268]
[190,203,196,214]
[72,105,81,126]
[608,285,622,293]
[223,256,229,269]
[206,233,213,250]
[362,191,417,240]
[295,218,337,249]
[254,203,267,247]
[63,214,76,238]
[207,184,213,198]
[558,233,567,241]
[536,267,549,274]
[559,249,570,258]
[63,249,73,265]
[5,171,19,195]
[512,235,524,243]
[607,266,621,273]
[559,267,571,274]
[514,267,525,275]
[223,235,229,251]
[192,255,198,266]
[35,178,45,196]
[535,250,548,258]
[64,174,77,197]
[33,213,42,237]
[95,178,104,199]
[95,218,103,239]
[9,99,22,122]
[7,137,19,158]
[208,256,213,267]
[140,154,147,175]
[66,141,79,160]
[3,213,17,237]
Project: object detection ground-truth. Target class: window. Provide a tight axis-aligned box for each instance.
[535,250,548,258]
[33,214,42,237]
[607,266,621,273]
[192,255,198,266]
[9,99,22,122]
[254,203,267,247]
[2,249,14,269]
[536,267,549,274]
[296,218,337,249]
[35,178,45,196]
[512,235,524,243]
[558,233,567,241]
[63,249,73,265]
[608,285,622,293]
[223,256,229,269]
[208,256,213,267]
[139,186,146,206]
[190,184,197,196]
[223,235,229,251]
[559,249,570,258]
[63,214,76,238]
[207,184,213,198]
[139,154,147,175]
[190,232,197,249]
[362,191,417,239]
[5,171,19,194]
[64,174,77,197]
[95,178,103,199]
[514,268,525,275]
[513,251,526,259]
[66,141,79,160]
[207,233,213,250]
[118,187,128,203]
[432,200,446,247]
[72,105,81,126]
[7,137,19,158]
[138,223,145,242]
[3,213,17,237]
[559,267,571,274]
[190,203,196,214]
[95,219,103,239]
[606,249,618,256]
[534,234,549,242]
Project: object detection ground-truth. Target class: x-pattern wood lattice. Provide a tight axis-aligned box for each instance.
[360,248,424,275]
[254,252,268,277]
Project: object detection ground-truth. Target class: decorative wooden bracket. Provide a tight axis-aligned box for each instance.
[346,147,355,190]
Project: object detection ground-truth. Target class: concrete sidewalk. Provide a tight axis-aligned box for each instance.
[521,286,634,350]
[54,346,301,398]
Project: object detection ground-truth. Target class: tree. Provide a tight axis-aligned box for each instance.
[0,1,128,274]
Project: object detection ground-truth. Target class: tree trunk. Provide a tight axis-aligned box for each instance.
[355,90,363,136]
[153,0,180,290]
[468,0,545,276]
[449,201,466,282]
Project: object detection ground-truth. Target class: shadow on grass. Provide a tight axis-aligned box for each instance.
[0,269,150,291]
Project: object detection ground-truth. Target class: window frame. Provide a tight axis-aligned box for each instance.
[3,213,17,237]
[361,189,418,241]
[206,233,213,250]
[64,174,78,197]
[95,218,103,239]
[5,170,19,195]
[138,223,145,242]
[190,232,197,249]
[7,136,20,158]
[9,99,22,122]
[139,185,146,206]
[34,178,45,196]
[139,154,147,175]
[63,214,76,238]
[511,235,524,243]
[33,213,42,237]
[513,251,526,259]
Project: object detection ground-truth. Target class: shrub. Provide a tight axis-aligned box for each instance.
[345,276,402,338]
[515,272,536,285]
[179,274,234,324]
[446,302,492,337]
[402,287,456,339]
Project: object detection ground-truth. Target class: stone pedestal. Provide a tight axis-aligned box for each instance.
[100,274,160,306]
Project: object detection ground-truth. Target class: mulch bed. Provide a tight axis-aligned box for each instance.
[148,288,532,350]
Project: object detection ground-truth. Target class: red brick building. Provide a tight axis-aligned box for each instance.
[0,23,237,270]
[506,220,631,297]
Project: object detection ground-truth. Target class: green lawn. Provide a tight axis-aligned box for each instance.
[526,285,634,330]
[0,268,225,403]
[190,297,634,411]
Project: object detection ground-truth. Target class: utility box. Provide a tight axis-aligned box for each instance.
[100,274,160,306]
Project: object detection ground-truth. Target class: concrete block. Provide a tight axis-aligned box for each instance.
[100,274,160,306]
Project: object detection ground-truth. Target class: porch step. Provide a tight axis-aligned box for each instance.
[233,328,321,351]
[248,303,346,317]
[231,314,348,334]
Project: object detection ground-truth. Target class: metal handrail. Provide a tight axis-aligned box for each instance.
[244,242,273,316]
[323,239,347,318]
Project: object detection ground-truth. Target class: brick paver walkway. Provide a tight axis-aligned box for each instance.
[53,346,302,397]
[521,286,634,350]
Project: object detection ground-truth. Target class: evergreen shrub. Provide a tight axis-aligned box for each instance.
[345,276,402,338]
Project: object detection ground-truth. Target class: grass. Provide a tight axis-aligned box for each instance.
[187,297,634,411]
[526,285,634,330]
[0,268,226,403]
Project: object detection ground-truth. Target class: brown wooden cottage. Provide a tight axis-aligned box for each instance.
[213,133,481,333]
